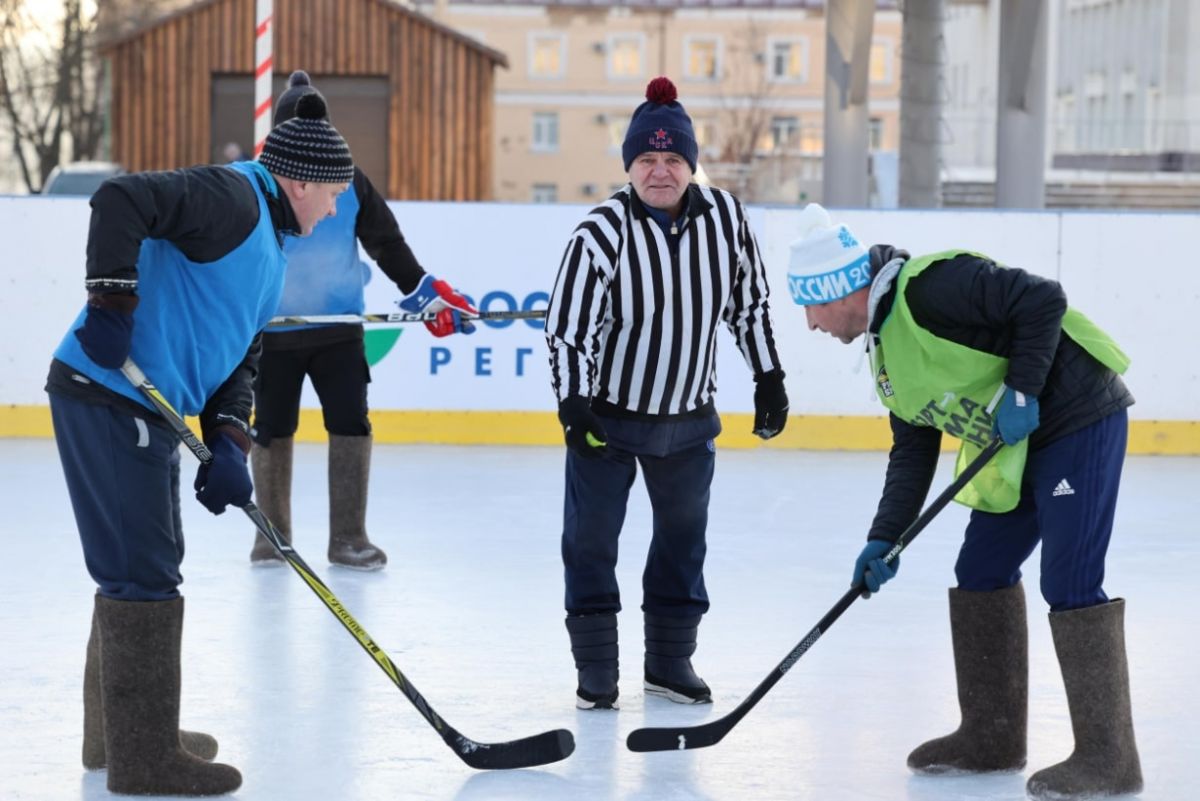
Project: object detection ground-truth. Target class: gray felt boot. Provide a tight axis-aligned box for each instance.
[907,583,1028,775]
[1026,599,1143,800]
[97,595,241,795]
[328,434,387,570]
[82,597,217,770]
[249,437,293,565]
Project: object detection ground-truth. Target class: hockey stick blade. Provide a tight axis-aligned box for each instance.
[626,711,743,752]
[455,729,576,770]
[626,437,1005,754]
[268,309,546,326]
[120,359,575,770]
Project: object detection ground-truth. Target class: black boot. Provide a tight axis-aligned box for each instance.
[907,583,1028,774]
[1026,599,1143,800]
[328,434,387,570]
[97,595,241,796]
[249,437,293,565]
[83,598,218,770]
[566,613,619,710]
[644,612,711,704]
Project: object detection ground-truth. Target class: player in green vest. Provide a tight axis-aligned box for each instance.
[786,204,1141,801]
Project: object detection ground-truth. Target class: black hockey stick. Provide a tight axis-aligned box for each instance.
[267,309,547,326]
[120,358,574,770]
[626,437,1006,753]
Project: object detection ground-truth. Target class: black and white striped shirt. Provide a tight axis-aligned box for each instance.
[546,183,782,417]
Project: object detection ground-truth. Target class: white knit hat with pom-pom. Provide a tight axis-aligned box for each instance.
[786,203,870,306]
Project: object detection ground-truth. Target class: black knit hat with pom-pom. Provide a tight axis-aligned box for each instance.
[621,76,698,172]
[273,69,330,125]
[259,76,353,184]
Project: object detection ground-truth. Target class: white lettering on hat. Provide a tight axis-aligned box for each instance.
[788,254,871,305]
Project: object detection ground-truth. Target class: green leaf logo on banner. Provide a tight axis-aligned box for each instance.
[364,329,402,366]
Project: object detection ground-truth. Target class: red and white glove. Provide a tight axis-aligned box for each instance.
[398,275,479,337]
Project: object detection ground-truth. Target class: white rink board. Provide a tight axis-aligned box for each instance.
[2,194,1191,420]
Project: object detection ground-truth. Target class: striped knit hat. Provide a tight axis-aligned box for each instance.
[258,90,353,184]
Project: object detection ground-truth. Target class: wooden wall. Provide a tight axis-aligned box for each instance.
[104,0,500,200]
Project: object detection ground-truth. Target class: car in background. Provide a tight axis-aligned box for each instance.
[40,161,125,196]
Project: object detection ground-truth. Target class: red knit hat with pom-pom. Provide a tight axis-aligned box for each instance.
[622,76,698,172]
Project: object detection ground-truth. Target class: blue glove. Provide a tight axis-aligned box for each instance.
[557,396,608,459]
[397,274,479,337]
[852,540,899,598]
[194,430,252,515]
[74,292,138,369]
[993,384,1040,445]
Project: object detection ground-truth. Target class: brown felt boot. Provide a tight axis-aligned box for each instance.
[328,434,386,570]
[1026,599,1143,800]
[82,598,218,770]
[907,583,1028,775]
[97,595,241,795]
[249,437,293,565]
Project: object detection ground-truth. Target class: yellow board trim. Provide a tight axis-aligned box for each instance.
[7,405,1199,455]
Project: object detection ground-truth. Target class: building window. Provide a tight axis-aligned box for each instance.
[531,112,559,152]
[767,38,808,83]
[684,36,721,81]
[799,121,822,155]
[529,33,566,79]
[1056,94,1076,153]
[1119,70,1137,149]
[770,116,800,151]
[1145,86,1161,150]
[608,34,644,80]
[868,117,885,150]
[870,39,893,84]
[693,118,715,156]
[607,117,628,151]
[531,183,558,203]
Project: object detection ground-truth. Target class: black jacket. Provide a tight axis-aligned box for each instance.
[47,164,300,440]
[867,250,1134,542]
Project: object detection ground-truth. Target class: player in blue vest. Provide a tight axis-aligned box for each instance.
[248,71,478,571]
[47,94,353,796]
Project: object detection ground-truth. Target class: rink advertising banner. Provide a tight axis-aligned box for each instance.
[0,195,1196,452]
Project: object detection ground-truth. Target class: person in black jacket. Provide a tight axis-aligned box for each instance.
[248,71,478,571]
[46,95,353,796]
[786,203,1141,801]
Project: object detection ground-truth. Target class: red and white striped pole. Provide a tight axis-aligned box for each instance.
[252,0,274,156]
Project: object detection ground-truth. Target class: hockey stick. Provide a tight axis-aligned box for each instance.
[626,436,1006,753]
[119,358,574,770]
[267,309,547,327]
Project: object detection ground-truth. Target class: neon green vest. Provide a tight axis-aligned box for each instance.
[870,250,1130,513]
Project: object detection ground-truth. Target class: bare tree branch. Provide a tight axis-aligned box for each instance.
[0,0,106,191]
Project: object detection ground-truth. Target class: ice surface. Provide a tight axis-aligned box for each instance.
[1,439,1192,800]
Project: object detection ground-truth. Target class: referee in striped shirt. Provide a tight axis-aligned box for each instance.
[546,77,789,711]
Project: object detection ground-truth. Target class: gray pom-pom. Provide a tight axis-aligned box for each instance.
[288,70,311,88]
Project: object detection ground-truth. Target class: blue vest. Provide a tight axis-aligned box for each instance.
[270,185,367,331]
[54,160,288,416]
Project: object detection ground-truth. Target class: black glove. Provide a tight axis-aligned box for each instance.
[74,292,138,369]
[557,396,608,459]
[752,370,789,440]
[194,428,253,515]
